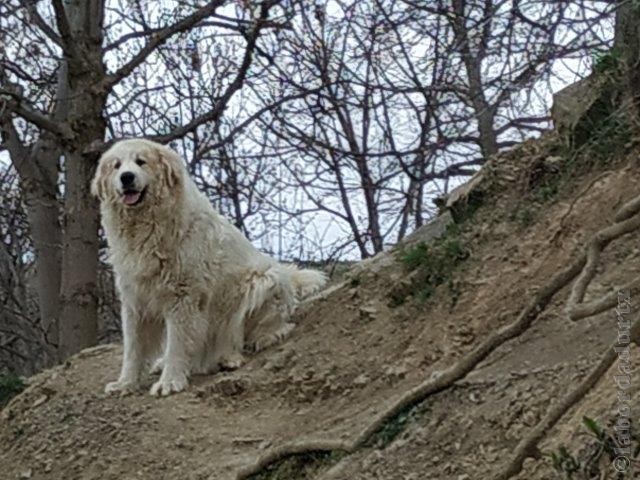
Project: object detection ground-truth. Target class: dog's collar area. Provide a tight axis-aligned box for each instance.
[121,187,147,206]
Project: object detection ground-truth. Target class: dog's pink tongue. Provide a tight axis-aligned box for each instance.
[123,192,141,205]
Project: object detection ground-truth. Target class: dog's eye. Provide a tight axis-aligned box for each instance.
[114,161,121,169]
[135,159,146,166]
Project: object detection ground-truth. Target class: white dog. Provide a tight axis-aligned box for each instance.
[92,139,326,396]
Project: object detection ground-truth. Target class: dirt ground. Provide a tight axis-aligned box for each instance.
[2,134,639,480]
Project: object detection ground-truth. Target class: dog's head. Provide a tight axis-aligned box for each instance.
[92,139,183,209]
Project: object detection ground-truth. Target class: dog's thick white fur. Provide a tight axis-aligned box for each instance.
[92,139,326,396]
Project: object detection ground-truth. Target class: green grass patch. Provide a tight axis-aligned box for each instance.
[365,403,422,448]
[535,180,561,203]
[510,205,535,228]
[592,47,622,75]
[568,67,633,167]
[520,114,632,207]
[0,373,25,408]
[571,101,632,164]
[247,450,346,480]
[390,223,469,307]
[546,416,640,479]
[523,72,634,208]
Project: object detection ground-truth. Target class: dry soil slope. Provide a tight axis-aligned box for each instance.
[1,132,639,480]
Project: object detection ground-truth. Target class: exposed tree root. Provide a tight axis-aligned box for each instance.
[351,256,584,448]
[495,320,639,480]
[237,256,586,479]
[551,170,613,244]
[566,189,640,320]
[566,216,640,320]
[566,192,640,321]
[568,274,640,321]
[240,188,640,480]
[499,192,640,478]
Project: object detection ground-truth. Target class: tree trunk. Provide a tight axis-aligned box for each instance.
[57,0,107,359]
[22,141,62,359]
[356,157,384,254]
[58,151,101,358]
[451,0,499,160]
[1,124,62,364]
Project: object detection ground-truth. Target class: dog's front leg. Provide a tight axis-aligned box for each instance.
[150,299,205,396]
[105,304,146,394]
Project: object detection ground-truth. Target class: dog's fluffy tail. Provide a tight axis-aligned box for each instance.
[244,266,327,318]
[289,267,327,299]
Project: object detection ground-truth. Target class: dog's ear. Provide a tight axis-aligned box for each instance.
[156,145,183,190]
[91,159,109,200]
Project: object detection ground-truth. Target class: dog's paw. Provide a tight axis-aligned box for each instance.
[219,352,245,371]
[105,379,137,396]
[253,323,296,352]
[149,373,188,397]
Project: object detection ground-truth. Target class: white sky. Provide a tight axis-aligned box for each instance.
[0,1,612,261]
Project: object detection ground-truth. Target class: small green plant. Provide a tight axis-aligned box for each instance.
[511,206,535,228]
[547,416,640,479]
[391,224,469,306]
[592,47,622,75]
[367,404,418,448]
[401,225,468,271]
[0,373,25,408]
[247,450,346,480]
[582,416,604,439]
[570,80,632,161]
[548,446,580,478]
[525,98,631,207]
[536,181,560,202]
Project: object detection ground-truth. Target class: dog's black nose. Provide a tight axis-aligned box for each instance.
[120,172,135,187]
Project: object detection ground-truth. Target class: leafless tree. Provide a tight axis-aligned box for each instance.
[0,162,42,374]
[0,0,286,361]
[0,0,618,374]
[243,0,613,257]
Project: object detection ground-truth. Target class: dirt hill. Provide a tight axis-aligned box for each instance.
[2,127,640,480]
